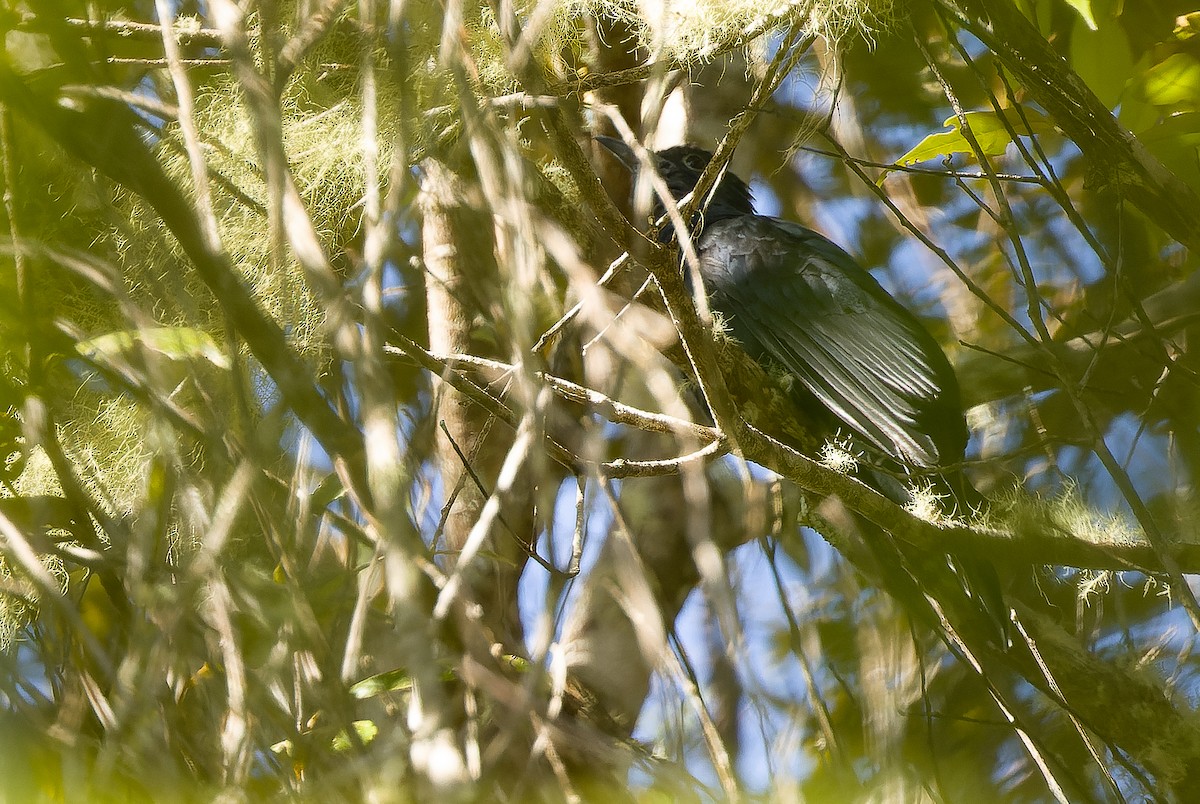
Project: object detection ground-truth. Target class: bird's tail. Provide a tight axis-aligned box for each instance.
[938,468,989,519]
[937,471,1011,649]
[860,465,1011,649]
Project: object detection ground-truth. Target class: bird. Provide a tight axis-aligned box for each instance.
[596,137,978,503]
[596,136,1007,644]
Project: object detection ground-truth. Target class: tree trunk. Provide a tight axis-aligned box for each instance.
[421,157,530,648]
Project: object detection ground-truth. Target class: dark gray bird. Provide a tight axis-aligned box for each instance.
[597,137,976,503]
[597,136,1006,642]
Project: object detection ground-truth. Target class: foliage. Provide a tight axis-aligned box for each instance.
[1,0,1199,801]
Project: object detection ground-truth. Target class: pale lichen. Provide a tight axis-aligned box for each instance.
[467,0,897,90]
[904,481,948,524]
[819,434,860,475]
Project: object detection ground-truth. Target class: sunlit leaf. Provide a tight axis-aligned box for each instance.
[1174,12,1200,40]
[75,327,231,370]
[1069,8,1134,107]
[1138,111,1200,146]
[1137,53,1200,110]
[892,108,1057,168]
[1061,0,1098,30]
[1138,111,1200,192]
[350,667,414,698]
[349,664,458,699]
[331,720,378,751]
[499,653,532,673]
[349,658,523,701]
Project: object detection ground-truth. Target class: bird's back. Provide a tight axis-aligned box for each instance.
[695,215,969,470]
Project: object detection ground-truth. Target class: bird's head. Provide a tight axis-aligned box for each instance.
[596,137,754,231]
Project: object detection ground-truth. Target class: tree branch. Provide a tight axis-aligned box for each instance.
[943,0,1200,253]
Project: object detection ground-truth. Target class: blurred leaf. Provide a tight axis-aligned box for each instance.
[350,667,415,698]
[1061,0,1098,30]
[1174,12,1200,41]
[350,657,525,701]
[1068,9,1134,107]
[1139,110,1200,147]
[1137,53,1200,110]
[0,495,78,534]
[891,108,1057,170]
[75,327,231,370]
[273,718,380,757]
[331,720,378,751]
[1118,79,1161,134]
[1018,0,1059,38]
[1137,111,1200,192]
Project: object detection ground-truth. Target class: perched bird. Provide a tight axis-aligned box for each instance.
[597,136,1006,642]
[597,137,977,504]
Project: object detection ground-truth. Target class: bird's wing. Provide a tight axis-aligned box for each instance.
[699,217,967,467]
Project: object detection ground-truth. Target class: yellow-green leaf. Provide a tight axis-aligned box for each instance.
[331,720,378,751]
[1138,53,1200,110]
[1174,12,1200,41]
[350,667,414,699]
[1069,7,1134,108]
[1061,0,1098,30]
[1137,111,1200,193]
[893,108,1057,168]
[75,327,230,370]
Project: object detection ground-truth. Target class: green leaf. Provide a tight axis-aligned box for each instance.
[1137,53,1200,110]
[1137,111,1200,193]
[349,658,523,701]
[271,720,380,754]
[350,667,414,699]
[331,720,378,751]
[75,327,231,370]
[1069,7,1134,107]
[1138,111,1200,146]
[1061,0,1098,30]
[1174,12,1200,41]
[893,108,1057,168]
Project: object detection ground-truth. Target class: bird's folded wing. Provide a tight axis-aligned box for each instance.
[706,219,962,467]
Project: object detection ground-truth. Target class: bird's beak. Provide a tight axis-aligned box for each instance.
[595,136,639,171]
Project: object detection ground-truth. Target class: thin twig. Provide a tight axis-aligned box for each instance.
[276,0,348,86]
[438,421,561,576]
[543,8,803,96]
[534,252,631,352]
[427,350,720,440]
[17,14,222,43]
[107,57,231,67]
[799,144,1043,183]
[916,24,1200,629]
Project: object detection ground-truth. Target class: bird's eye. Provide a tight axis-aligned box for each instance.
[682,153,708,171]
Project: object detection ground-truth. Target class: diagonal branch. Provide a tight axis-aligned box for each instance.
[942,0,1200,253]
